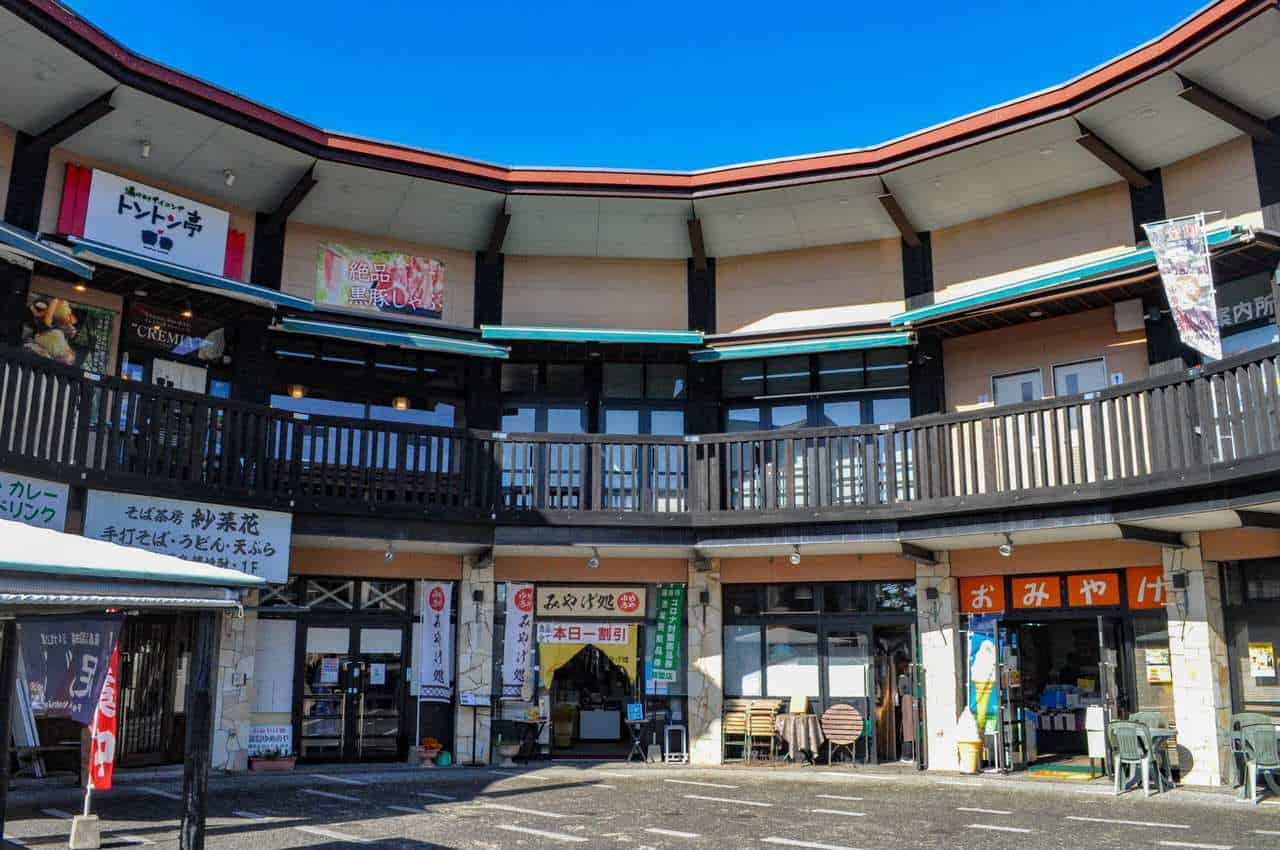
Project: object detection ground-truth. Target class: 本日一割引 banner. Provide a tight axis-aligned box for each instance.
[1142,214,1222,361]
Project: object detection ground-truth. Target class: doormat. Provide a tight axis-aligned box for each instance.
[1027,761,1099,781]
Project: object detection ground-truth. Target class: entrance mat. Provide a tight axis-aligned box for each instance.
[1027,761,1100,781]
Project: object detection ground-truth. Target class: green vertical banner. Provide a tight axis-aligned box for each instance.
[650,584,686,685]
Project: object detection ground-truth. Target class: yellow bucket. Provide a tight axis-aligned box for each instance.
[957,740,982,774]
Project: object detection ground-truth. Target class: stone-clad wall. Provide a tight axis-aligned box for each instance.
[687,559,724,765]
[454,557,495,765]
[211,594,257,773]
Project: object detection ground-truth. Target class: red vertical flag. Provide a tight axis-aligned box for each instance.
[89,646,120,791]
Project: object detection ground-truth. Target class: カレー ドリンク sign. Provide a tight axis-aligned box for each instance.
[536,586,646,618]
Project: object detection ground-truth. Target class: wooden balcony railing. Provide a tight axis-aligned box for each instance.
[1,343,1278,524]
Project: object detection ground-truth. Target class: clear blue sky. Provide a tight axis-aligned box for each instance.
[68,0,1209,170]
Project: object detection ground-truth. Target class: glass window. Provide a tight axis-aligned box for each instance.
[647,364,687,400]
[766,356,810,396]
[209,379,231,399]
[546,407,586,434]
[1246,562,1280,601]
[766,585,817,613]
[545,364,584,395]
[992,369,1044,406]
[604,408,641,435]
[823,583,870,614]
[722,360,764,398]
[724,586,763,617]
[827,631,871,698]
[271,395,366,419]
[726,406,761,433]
[820,400,862,428]
[650,410,685,436]
[1053,358,1107,397]
[866,349,909,388]
[501,363,539,393]
[1133,614,1174,716]
[765,625,819,697]
[724,626,763,696]
[603,363,644,399]
[769,404,808,430]
[370,402,456,428]
[501,406,536,432]
[871,396,910,425]
[818,352,865,392]
[875,582,917,612]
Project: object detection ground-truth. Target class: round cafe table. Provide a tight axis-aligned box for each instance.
[775,714,825,764]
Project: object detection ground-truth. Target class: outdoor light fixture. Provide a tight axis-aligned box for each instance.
[392,396,410,411]
[998,533,1015,558]
[586,548,601,570]
[789,545,802,566]
[287,384,305,399]
[223,169,236,188]
[472,589,484,603]
[1171,572,1188,591]
[73,283,87,293]
[141,139,151,159]
[180,303,193,319]
[384,541,395,563]
[134,289,148,298]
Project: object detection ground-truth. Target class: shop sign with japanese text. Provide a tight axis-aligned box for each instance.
[1126,566,1168,610]
[0,471,68,531]
[19,616,121,725]
[502,582,535,699]
[959,576,1006,615]
[536,622,631,644]
[316,243,444,320]
[1010,575,1062,610]
[649,584,685,684]
[536,586,645,618]
[83,490,292,582]
[418,581,454,703]
[83,169,231,275]
[1066,572,1122,607]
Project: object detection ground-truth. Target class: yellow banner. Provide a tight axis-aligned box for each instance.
[538,624,637,688]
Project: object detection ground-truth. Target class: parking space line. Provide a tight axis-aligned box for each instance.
[417,791,456,801]
[386,805,423,814]
[815,795,863,801]
[683,794,771,807]
[4,836,33,849]
[480,803,569,818]
[40,808,73,819]
[762,838,865,850]
[665,779,739,789]
[645,827,700,839]
[231,811,268,821]
[487,769,550,781]
[295,825,373,844]
[593,783,617,789]
[1157,843,1231,850]
[1255,830,1280,836]
[822,772,894,780]
[495,824,587,843]
[300,788,361,803]
[1067,816,1189,830]
[967,824,1032,833]
[310,773,367,786]
[810,808,866,817]
[138,786,182,800]
[957,807,1011,815]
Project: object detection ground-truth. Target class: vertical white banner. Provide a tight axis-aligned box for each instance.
[418,582,454,703]
[1143,213,1222,360]
[502,582,535,700]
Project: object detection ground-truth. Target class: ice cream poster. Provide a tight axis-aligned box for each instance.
[316,242,444,320]
[22,291,116,374]
[1142,214,1222,361]
[1249,642,1276,680]
[968,615,1000,736]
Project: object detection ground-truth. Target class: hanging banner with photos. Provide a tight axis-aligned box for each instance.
[19,616,122,725]
[1142,214,1223,360]
[418,581,454,703]
[649,584,685,684]
[502,582,535,699]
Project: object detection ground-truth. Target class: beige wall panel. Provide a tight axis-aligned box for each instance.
[495,557,688,583]
[933,183,1134,302]
[719,554,914,583]
[0,122,14,215]
[40,147,257,281]
[290,547,462,580]
[1201,528,1280,562]
[1161,136,1264,230]
[949,540,1161,576]
[282,223,475,328]
[502,255,686,330]
[27,274,124,375]
[943,307,1148,411]
[715,240,904,335]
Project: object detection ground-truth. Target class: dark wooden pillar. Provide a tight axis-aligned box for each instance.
[468,251,505,431]
[1253,115,1280,231]
[0,620,18,843]
[230,317,274,404]
[909,331,946,417]
[179,611,220,850]
[686,257,720,433]
[901,232,933,311]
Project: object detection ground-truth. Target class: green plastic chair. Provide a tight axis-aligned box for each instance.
[1130,711,1168,729]
[1109,720,1167,796]
[1231,713,1274,791]
[1241,721,1280,805]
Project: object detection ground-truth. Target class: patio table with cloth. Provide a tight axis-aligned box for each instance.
[775,714,825,763]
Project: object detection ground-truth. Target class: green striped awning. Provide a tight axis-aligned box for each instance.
[690,331,913,362]
[890,226,1249,326]
[481,325,704,345]
[279,317,509,359]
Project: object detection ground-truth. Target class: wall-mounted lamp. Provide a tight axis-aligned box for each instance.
[586,547,600,570]
[73,283,87,293]
[288,384,305,399]
[141,139,152,159]
[1170,572,1188,591]
[384,541,394,563]
[223,169,236,188]
[472,588,484,603]
[998,533,1014,558]
[924,587,939,601]
[180,302,193,319]
[392,396,410,411]
[789,545,802,566]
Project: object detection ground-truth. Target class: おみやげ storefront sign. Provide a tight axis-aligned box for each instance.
[1010,575,1063,610]
[0,471,69,531]
[959,576,1006,614]
[82,490,292,583]
[316,243,444,320]
[536,586,646,618]
[81,169,232,276]
[1126,566,1168,610]
[1066,572,1121,607]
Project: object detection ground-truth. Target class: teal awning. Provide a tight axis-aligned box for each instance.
[279,317,509,359]
[0,221,94,279]
[690,331,913,362]
[481,325,704,345]
[890,226,1248,326]
[68,236,313,312]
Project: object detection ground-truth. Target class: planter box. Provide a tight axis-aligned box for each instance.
[249,757,296,772]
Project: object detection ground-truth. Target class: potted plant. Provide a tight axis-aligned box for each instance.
[248,748,296,772]
[418,737,444,766]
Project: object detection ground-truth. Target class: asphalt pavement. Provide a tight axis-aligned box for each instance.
[3,762,1279,849]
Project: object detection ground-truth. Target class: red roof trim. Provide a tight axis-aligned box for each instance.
[13,0,1278,195]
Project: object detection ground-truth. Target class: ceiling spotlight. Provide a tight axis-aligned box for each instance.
[223,169,236,188]
[141,139,152,159]
[133,289,148,298]
[287,384,305,399]
[384,541,395,563]
[73,283,87,293]
[789,545,802,566]
[998,533,1014,558]
[1028,309,1044,318]
[392,396,410,411]
[180,302,193,319]
[586,548,601,570]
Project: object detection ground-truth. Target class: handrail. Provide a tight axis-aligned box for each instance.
[2,342,1277,521]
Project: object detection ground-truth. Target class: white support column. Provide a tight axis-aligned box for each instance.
[916,556,963,772]
[686,558,723,766]
[455,555,495,765]
[1164,535,1232,786]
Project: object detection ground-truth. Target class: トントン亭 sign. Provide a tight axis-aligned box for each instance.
[536,586,646,618]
